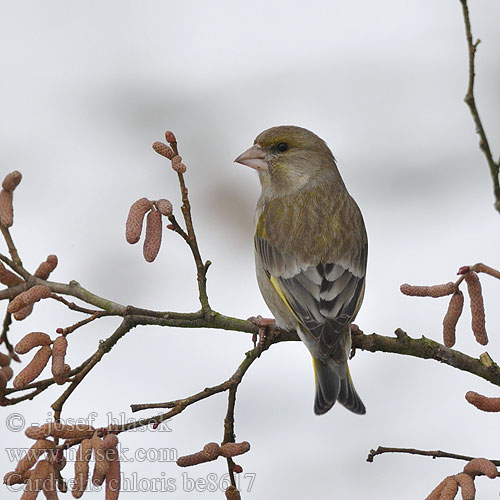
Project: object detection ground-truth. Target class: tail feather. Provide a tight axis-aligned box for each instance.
[313,358,365,415]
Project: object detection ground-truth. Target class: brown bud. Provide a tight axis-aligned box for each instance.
[14,305,34,321]
[165,131,176,144]
[72,439,92,498]
[232,464,243,474]
[15,439,55,474]
[400,282,456,298]
[3,469,32,485]
[152,141,175,159]
[1,364,14,381]
[220,441,251,458]
[454,472,475,500]
[155,199,173,217]
[171,155,187,173]
[463,457,498,478]
[0,189,14,227]
[91,435,109,486]
[51,336,67,377]
[143,209,162,262]
[177,442,221,467]
[0,262,23,286]
[21,460,52,500]
[34,255,58,280]
[225,485,241,500]
[442,291,464,348]
[2,171,22,192]
[104,445,120,500]
[125,198,151,244]
[464,272,487,345]
[465,391,500,412]
[15,332,52,355]
[0,351,10,367]
[13,345,52,388]
[8,285,52,314]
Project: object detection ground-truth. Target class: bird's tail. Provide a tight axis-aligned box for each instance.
[312,357,366,415]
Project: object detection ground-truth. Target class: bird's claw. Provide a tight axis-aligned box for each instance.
[248,315,275,356]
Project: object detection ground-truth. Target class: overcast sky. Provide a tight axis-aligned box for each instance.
[1,1,500,499]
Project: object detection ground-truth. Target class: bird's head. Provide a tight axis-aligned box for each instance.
[234,125,342,197]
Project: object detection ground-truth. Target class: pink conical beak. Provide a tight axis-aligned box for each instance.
[234,145,268,171]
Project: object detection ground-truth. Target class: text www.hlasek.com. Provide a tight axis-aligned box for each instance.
[6,472,257,493]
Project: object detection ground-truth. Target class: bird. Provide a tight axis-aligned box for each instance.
[234,125,367,415]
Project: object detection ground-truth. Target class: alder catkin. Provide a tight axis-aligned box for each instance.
[8,285,52,314]
[465,391,500,412]
[51,336,67,378]
[463,457,498,478]
[0,351,10,367]
[400,282,456,298]
[0,370,7,393]
[171,155,187,173]
[50,423,96,440]
[91,435,109,486]
[143,209,162,262]
[72,439,93,499]
[21,460,52,500]
[177,442,221,467]
[15,439,55,474]
[438,476,459,500]
[0,262,23,286]
[220,441,251,458]
[42,462,59,500]
[0,189,14,227]
[14,305,34,321]
[464,272,487,345]
[34,255,58,280]
[125,198,151,244]
[152,141,175,159]
[442,290,464,348]
[454,472,475,500]
[1,364,14,381]
[104,444,120,500]
[3,469,32,485]
[13,345,52,388]
[2,171,22,192]
[155,199,173,217]
[15,332,52,355]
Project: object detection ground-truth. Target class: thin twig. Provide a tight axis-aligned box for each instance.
[459,0,500,213]
[0,311,18,362]
[0,226,25,273]
[168,137,211,312]
[367,446,500,466]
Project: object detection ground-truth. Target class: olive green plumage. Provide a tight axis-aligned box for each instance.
[235,125,368,415]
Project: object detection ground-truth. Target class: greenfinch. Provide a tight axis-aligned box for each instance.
[235,125,367,415]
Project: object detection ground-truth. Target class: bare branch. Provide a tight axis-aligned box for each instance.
[459,0,500,213]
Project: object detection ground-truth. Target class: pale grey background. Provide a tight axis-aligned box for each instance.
[1,1,500,498]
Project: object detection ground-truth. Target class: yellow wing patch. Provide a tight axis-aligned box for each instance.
[269,275,300,322]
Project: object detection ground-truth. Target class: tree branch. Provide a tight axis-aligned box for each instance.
[459,0,500,213]
[367,446,500,466]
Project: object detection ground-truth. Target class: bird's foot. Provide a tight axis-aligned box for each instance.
[349,323,362,359]
[247,315,275,355]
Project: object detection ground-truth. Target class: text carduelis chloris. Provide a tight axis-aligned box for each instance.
[235,125,367,415]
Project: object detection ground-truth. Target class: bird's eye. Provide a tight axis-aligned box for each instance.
[277,142,288,152]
